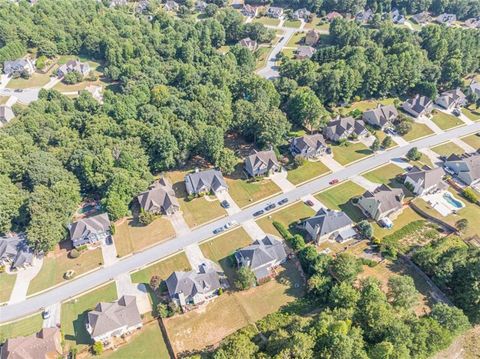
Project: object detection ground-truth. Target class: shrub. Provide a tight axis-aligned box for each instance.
[360,258,378,267]
[290,234,306,251]
[69,249,80,259]
[155,303,169,318]
[370,138,380,152]
[36,55,47,70]
[455,218,469,232]
[357,220,373,239]
[64,270,76,280]
[272,221,292,240]
[293,155,306,168]
[218,287,224,295]
[92,341,103,356]
[406,147,421,161]
[138,210,156,225]
[109,224,116,235]
[382,136,392,148]
[462,187,478,204]
[235,267,256,290]
[0,265,5,273]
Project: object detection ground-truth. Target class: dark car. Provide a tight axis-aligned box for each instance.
[305,200,314,206]
[329,179,339,185]
[213,227,225,234]
[265,203,276,211]
[253,210,265,217]
[452,108,461,116]
[221,200,230,208]
[278,198,289,205]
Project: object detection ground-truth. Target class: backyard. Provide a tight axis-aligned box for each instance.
[305,16,330,30]
[372,206,425,240]
[61,283,118,351]
[432,141,465,157]
[330,142,373,165]
[402,122,434,141]
[338,98,396,114]
[315,181,366,222]
[286,160,330,185]
[256,201,315,236]
[114,217,176,257]
[0,313,43,344]
[0,272,16,303]
[430,110,464,130]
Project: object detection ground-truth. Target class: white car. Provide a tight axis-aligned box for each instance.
[224,220,238,230]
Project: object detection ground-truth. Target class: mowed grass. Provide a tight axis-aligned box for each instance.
[432,141,465,157]
[461,134,480,151]
[372,206,424,240]
[53,56,108,93]
[256,202,315,237]
[61,283,118,351]
[462,105,480,121]
[284,19,302,28]
[27,247,103,295]
[286,31,305,47]
[315,181,366,222]
[0,96,9,105]
[253,17,280,26]
[164,259,305,355]
[0,313,43,344]
[374,130,396,148]
[287,160,331,185]
[114,216,176,258]
[0,272,16,303]
[362,163,405,185]
[6,72,52,89]
[402,122,434,141]
[280,48,295,59]
[99,321,170,359]
[255,46,272,70]
[131,253,191,285]
[339,98,397,114]
[430,110,464,130]
[305,16,330,31]
[331,142,373,165]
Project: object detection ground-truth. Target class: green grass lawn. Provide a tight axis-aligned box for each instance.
[256,202,315,237]
[287,160,331,185]
[410,153,434,169]
[339,98,397,114]
[283,19,302,28]
[53,55,108,93]
[6,72,52,89]
[0,272,16,303]
[131,253,191,285]
[462,105,480,121]
[253,17,280,26]
[0,313,43,344]
[27,247,103,296]
[315,181,366,222]
[99,321,170,359]
[432,141,465,157]
[305,16,330,31]
[430,110,464,130]
[363,163,405,185]
[402,122,434,142]
[372,206,425,240]
[61,283,118,351]
[461,134,480,151]
[286,31,305,47]
[331,142,373,166]
[255,46,272,70]
[374,130,396,149]
[280,48,295,59]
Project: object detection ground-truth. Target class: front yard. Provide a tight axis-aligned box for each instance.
[114,217,176,258]
[0,272,16,303]
[315,181,366,222]
[286,31,305,47]
[255,46,272,70]
[431,141,465,156]
[461,133,480,150]
[253,17,280,26]
[283,19,302,28]
[430,110,464,130]
[286,160,330,185]
[0,313,43,344]
[330,142,373,166]
[462,105,480,121]
[6,72,53,89]
[130,253,191,286]
[362,163,405,185]
[402,122,434,141]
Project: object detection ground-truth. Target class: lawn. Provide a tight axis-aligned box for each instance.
[61,283,118,351]
[283,19,302,28]
[286,160,331,185]
[166,170,227,228]
[6,72,52,89]
[410,153,434,169]
[0,313,43,344]
[27,247,103,296]
[432,141,465,157]
[217,45,230,54]
[256,201,315,237]
[255,46,272,70]
[0,96,8,105]
[305,16,330,31]
[225,165,281,208]
[99,321,170,359]
[315,181,366,222]
[164,259,305,355]
[253,17,280,26]
[131,253,191,285]
[462,105,480,121]
[280,48,295,59]
[362,163,405,185]
[372,206,425,240]
[0,272,16,303]
[461,134,480,151]
[402,122,434,142]
[430,110,464,130]
[331,142,373,166]
[286,31,305,47]
[374,130,396,148]
[114,216,176,258]
[339,98,397,114]
[52,56,107,93]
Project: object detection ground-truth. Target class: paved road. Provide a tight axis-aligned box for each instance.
[0,88,39,105]
[1,122,480,323]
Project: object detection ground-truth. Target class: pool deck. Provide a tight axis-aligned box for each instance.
[422,190,465,217]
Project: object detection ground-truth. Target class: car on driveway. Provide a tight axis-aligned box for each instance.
[305,200,314,206]
[278,198,288,205]
[42,309,51,319]
[265,203,276,211]
[221,200,230,208]
[253,209,265,217]
[224,220,238,230]
[213,227,225,234]
[452,108,461,116]
[329,179,339,185]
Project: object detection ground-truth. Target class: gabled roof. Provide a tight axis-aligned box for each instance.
[436,13,456,23]
[403,95,432,114]
[137,178,179,213]
[326,116,366,137]
[245,150,279,172]
[69,213,110,242]
[446,153,480,181]
[305,209,353,238]
[436,88,466,107]
[363,104,398,126]
[58,60,90,75]
[165,264,221,299]
[292,133,327,153]
[0,234,34,268]
[87,295,142,338]
[405,166,445,189]
[1,328,62,359]
[184,169,227,194]
[238,37,257,50]
[361,184,403,214]
[296,46,315,59]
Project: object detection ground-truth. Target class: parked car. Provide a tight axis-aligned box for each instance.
[105,236,113,245]
[221,200,230,208]
[329,179,339,185]
[305,200,314,206]
[278,198,288,205]
[265,203,276,211]
[253,209,265,217]
[224,220,238,229]
[42,310,51,319]
[452,108,461,116]
[213,227,225,234]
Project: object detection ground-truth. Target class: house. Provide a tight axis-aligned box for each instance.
[355,9,373,23]
[444,153,480,185]
[195,0,207,13]
[435,88,466,110]
[468,81,480,97]
[241,4,257,18]
[436,13,457,26]
[411,11,431,24]
[109,0,128,7]
[266,6,283,18]
[164,0,179,12]
[326,11,343,21]
[86,295,143,343]
[234,235,287,281]
[57,60,90,78]
[137,178,179,215]
[292,8,311,20]
[323,116,368,143]
[290,133,329,159]
[465,17,480,29]
[84,85,103,103]
[305,29,321,46]
[184,169,228,195]
[3,58,34,77]
[244,150,281,177]
[358,184,404,221]
[404,166,446,196]
[0,328,62,359]
[295,46,315,59]
[0,105,15,126]
[390,9,405,24]
[0,234,34,270]
[165,264,221,307]
[238,37,258,51]
[402,95,433,118]
[362,104,398,129]
[69,213,111,248]
[304,209,356,243]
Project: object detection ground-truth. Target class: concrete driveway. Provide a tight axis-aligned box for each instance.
[0,75,10,89]
[8,257,43,305]
[168,212,191,235]
[351,175,379,191]
[242,220,266,240]
[101,237,118,267]
[42,302,61,328]
[321,156,345,171]
[269,170,296,192]
[0,88,39,105]
[115,273,151,314]
[215,191,241,215]
[300,195,325,212]
[184,243,222,273]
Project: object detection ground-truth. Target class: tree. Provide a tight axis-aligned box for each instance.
[357,220,373,239]
[370,138,381,152]
[329,282,360,310]
[63,71,83,84]
[235,267,256,290]
[381,136,392,148]
[214,148,237,175]
[0,175,26,234]
[331,253,362,283]
[369,341,394,359]
[406,147,421,161]
[138,210,155,226]
[430,303,470,335]
[92,342,103,356]
[150,275,161,291]
[462,188,478,204]
[387,275,419,309]
[286,87,328,131]
[395,120,412,135]
[455,218,469,232]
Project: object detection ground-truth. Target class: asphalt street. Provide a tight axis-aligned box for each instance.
[1,122,480,323]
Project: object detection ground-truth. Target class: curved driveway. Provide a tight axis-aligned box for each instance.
[1,122,480,323]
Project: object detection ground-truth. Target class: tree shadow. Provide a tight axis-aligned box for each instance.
[355,149,374,156]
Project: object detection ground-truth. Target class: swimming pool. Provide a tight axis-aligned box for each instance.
[443,192,463,209]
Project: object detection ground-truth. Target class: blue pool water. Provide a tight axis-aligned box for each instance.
[443,193,463,209]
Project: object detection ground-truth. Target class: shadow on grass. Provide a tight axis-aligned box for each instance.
[64,312,94,346]
[355,149,374,156]
[387,178,414,198]
[339,201,366,223]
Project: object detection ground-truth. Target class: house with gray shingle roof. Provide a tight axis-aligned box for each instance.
[86,295,143,343]
[57,60,90,78]
[164,0,179,11]
[184,169,228,195]
[305,29,320,46]
[292,8,311,20]
[266,6,283,18]
[244,150,280,177]
[402,95,433,118]
[358,184,404,221]
[362,104,398,129]
[404,166,447,196]
[0,234,34,270]
[0,105,15,126]
[411,11,431,24]
[234,235,287,281]
[241,4,258,17]
[238,37,258,51]
[137,178,179,215]
[390,9,405,24]
[304,209,356,243]
[435,88,466,110]
[3,58,34,77]
[165,264,221,307]
[355,9,373,23]
[435,13,457,26]
[69,213,111,248]
[444,153,480,185]
[470,81,480,97]
[323,116,368,143]
[1,328,62,359]
[295,46,315,59]
[465,17,480,29]
[290,133,329,159]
